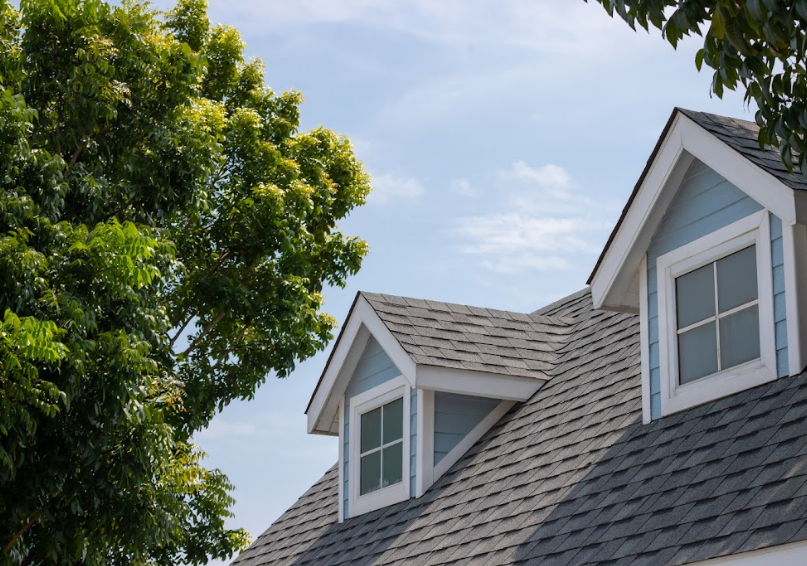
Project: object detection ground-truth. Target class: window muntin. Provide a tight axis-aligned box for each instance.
[675,245,759,385]
[359,397,403,495]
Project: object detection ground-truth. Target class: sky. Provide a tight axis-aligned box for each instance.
[146,1,752,563]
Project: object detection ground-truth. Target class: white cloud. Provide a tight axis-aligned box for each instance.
[453,162,613,274]
[368,172,425,204]
[448,178,476,197]
[503,161,571,190]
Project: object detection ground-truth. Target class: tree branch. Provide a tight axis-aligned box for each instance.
[3,513,40,554]
[64,125,111,178]
[177,310,226,357]
[169,310,195,350]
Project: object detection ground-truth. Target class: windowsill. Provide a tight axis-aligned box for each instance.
[663,358,776,416]
[350,480,409,517]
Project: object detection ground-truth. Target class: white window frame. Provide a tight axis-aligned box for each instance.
[657,210,777,417]
[348,375,410,517]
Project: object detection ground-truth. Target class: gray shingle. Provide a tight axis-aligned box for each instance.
[234,289,807,566]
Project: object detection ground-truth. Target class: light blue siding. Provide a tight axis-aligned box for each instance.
[433,392,499,465]
[646,158,787,420]
[344,337,401,400]
[771,215,789,377]
[342,337,409,519]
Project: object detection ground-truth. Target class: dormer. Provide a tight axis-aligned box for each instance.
[589,108,807,423]
[305,292,572,520]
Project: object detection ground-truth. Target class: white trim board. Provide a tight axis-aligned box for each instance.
[591,112,801,313]
[783,222,807,375]
[638,255,651,424]
[307,296,416,435]
[678,539,807,566]
[416,366,544,401]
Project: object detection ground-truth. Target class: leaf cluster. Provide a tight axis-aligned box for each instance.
[591,0,807,174]
[0,0,371,563]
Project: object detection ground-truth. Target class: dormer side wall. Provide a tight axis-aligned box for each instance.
[645,159,787,419]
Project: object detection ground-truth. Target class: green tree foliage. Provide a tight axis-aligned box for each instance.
[0,0,371,563]
[589,0,807,174]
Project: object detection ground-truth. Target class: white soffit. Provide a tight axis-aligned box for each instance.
[591,112,799,313]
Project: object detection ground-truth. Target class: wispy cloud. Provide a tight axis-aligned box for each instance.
[453,162,613,274]
[448,178,476,197]
[368,172,425,204]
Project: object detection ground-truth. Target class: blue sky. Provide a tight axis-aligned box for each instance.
[154,1,752,562]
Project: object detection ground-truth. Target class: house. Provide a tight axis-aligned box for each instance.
[230,109,807,566]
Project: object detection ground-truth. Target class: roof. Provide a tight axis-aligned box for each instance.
[305,292,575,415]
[360,292,575,380]
[587,107,807,285]
[233,288,807,566]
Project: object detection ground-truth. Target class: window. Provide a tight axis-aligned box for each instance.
[676,245,760,385]
[348,376,410,517]
[657,211,776,416]
[359,398,403,495]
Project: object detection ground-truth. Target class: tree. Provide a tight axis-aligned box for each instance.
[0,0,371,563]
[589,0,807,174]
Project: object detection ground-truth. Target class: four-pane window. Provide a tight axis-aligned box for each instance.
[359,397,403,495]
[675,245,760,385]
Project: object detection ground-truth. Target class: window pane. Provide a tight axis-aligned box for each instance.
[382,398,403,444]
[381,442,403,488]
[720,305,760,369]
[717,246,757,313]
[360,451,381,495]
[678,321,718,384]
[676,264,716,329]
[360,408,382,453]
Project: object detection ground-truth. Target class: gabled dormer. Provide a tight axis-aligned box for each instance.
[590,108,807,423]
[305,292,572,520]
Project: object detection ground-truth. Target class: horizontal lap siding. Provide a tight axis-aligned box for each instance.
[434,392,499,465]
[646,159,772,420]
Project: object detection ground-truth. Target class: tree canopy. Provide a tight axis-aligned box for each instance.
[0,0,371,563]
[590,0,807,174]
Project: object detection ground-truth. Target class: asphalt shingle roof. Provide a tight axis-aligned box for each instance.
[360,292,575,380]
[678,109,807,191]
[232,289,807,566]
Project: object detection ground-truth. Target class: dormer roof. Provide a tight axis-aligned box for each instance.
[305,291,575,435]
[588,107,807,313]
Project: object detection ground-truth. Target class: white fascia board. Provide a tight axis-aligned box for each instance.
[592,112,798,313]
[307,296,417,435]
[591,113,693,313]
[415,365,544,401]
[678,116,796,224]
[679,539,807,566]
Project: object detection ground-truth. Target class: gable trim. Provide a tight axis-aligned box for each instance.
[590,109,799,313]
[307,295,416,435]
